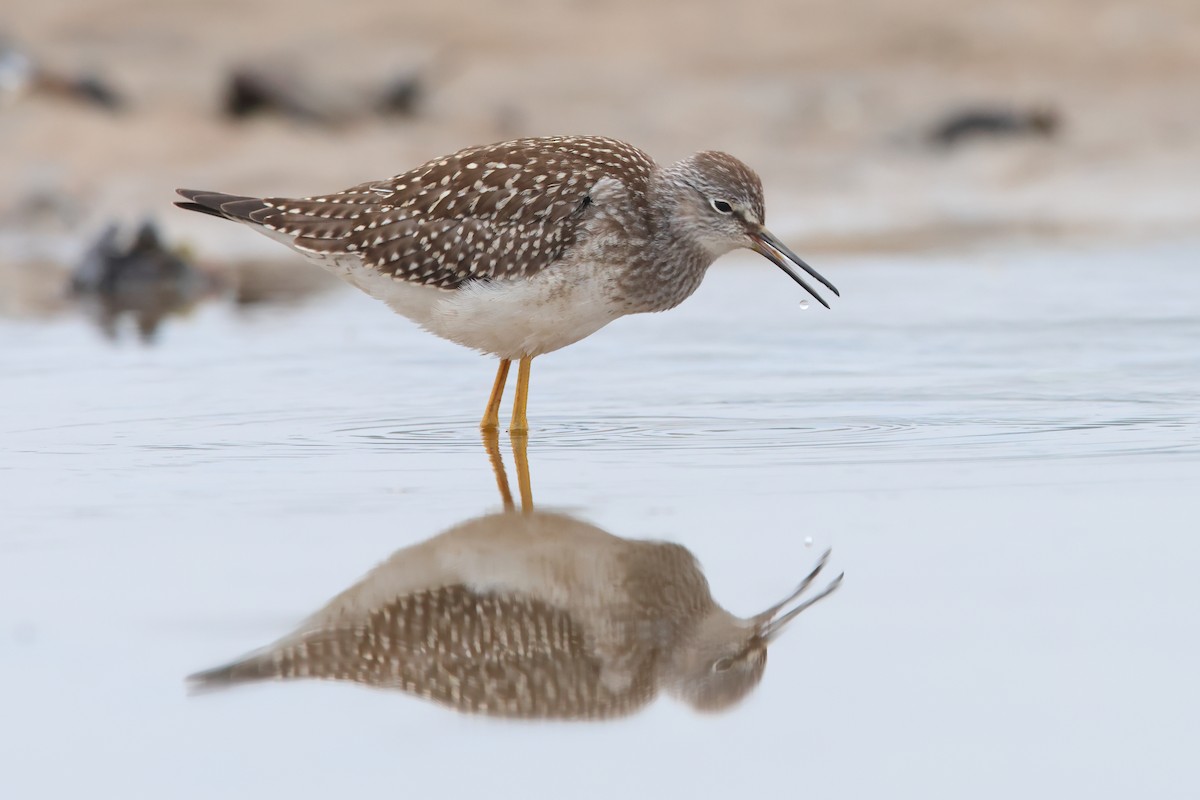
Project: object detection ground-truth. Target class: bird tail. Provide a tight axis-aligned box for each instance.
[174,189,270,223]
[186,652,279,695]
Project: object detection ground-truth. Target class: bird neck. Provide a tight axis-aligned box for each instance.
[612,170,717,314]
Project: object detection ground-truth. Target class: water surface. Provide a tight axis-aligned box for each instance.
[3,239,1199,799]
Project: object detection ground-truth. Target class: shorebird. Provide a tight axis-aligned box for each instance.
[188,509,843,719]
[176,136,838,432]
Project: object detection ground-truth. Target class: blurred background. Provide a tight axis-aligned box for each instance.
[4,3,1199,800]
[3,0,1199,328]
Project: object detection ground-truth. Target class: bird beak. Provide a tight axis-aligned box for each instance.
[748,227,839,309]
[755,549,844,642]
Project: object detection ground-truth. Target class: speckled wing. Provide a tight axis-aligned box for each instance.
[244,136,656,289]
[190,585,657,720]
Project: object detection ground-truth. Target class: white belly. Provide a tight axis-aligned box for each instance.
[337,259,621,360]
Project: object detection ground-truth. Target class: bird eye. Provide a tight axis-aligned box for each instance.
[710,199,734,214]
[712,657,734,673]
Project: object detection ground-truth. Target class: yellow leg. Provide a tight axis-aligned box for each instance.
[510,356,533,434]
[480,358,511,431]
[480,427,515,511]
[512,431,533,512]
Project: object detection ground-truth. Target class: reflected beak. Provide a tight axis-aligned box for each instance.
[748,227,839,309]
[755,549,844,642]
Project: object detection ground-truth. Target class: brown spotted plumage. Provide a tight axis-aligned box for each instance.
[188,510,843,720]
[176,136,839,432]
[179,137,655,290]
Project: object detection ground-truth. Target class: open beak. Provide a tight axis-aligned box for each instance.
[749,227,839,309]
[755,549,844,642]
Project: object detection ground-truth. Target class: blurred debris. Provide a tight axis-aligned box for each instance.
[929,106,1061,148]
[0,37,125,112]
[2,227,337,326]
[223,60,430,125]
[224,64,331,124]
[70,221,220,343]
[373,69,423,117]
[44,71,124,111]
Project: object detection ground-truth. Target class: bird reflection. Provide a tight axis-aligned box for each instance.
[189,436,842,719]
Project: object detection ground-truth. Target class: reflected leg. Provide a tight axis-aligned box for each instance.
[481,427,515,511]
[512,431,533,512]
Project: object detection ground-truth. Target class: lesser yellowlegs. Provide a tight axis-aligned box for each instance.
[176,136,839,432]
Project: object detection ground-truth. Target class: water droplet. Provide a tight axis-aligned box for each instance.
[799,299,810,310]
[804,536,814,547]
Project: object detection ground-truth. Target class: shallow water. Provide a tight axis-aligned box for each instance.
[3,239,1199,798]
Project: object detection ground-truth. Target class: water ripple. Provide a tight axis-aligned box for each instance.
[332,412,1200,463]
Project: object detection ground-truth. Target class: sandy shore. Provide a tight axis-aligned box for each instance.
[3,0,1198,269]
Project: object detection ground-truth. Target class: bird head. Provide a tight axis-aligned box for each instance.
[667,151,839,308]
[668,550,843,713]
